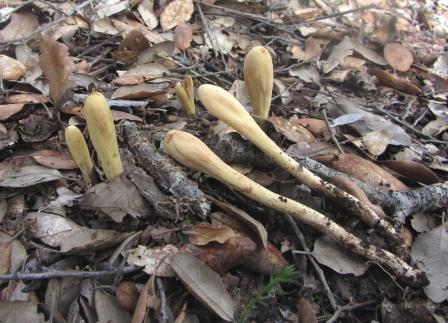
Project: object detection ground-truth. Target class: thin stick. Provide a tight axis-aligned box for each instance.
[286,214,338,310]
[0,266,141,281]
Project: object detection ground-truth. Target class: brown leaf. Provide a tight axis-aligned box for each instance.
[40,35,76,107]
[116,281,139,313]
[0,55,26,80]
[315,153,408,191]
[241,242,289,275]
[368,68,422,95]
[269,116,315,143]
[384,43,414,72]
[170,252,235,321]
[0,103,25,120]
[131,278,158,323]
[160,0,194,31]
[185,224,240,246]
[6,94,49,104]
[0,241,12,275]
[209,197,268,249]
[111,82,169,100]
[362,130,391,156]
[0,11,39,42]
[297,298,318,323]
[290,37,326,61]
[32,149,77,169]
[174,23,193,51]
[381,160,440,185]
[181,236,256,274]
[118,30,150,52]
[62,106,143,122]
[295,118,330,138]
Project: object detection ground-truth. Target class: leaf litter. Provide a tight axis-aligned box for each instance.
[0,0,448,322]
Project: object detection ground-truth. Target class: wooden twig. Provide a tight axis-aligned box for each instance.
[0,266,141,281]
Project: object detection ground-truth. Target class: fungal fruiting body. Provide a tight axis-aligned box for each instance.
[83,91,123,180]
[244,46,273,119]
[175,75,196,116]
[65,125,94,186]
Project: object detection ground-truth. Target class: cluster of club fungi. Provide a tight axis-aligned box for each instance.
[66,46,427,287]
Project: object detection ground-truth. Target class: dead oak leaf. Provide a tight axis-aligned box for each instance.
[160,0,194,31]
[0,11,39,42]
[40,35,76,107]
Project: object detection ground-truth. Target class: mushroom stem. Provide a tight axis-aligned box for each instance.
[175,76,196,117]
[84,91,123,180]
[65,125,95,186]
[197,84,404,253]
[164,130,425,285]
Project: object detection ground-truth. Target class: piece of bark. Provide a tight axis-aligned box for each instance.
[122,121,210,218]
[207,133,448,223]
[121,149,177,220]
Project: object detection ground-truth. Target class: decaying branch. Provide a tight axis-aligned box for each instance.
[164,130,427,286]
[121,121,211,218]
[208,132,448,223]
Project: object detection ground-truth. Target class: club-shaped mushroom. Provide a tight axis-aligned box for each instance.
[175,75,196,117]
[244,46,273,119]
[65,125,94,186]
[163,130,424,285]
[197,84,403,251]
[84,91,123,180]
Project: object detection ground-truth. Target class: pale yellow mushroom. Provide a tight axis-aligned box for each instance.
[65,125,94,186]
[197,84,404,250]
[164,130,424,284]
[84,91,123,180]
[175,76,196,117]
[244,46,273,119]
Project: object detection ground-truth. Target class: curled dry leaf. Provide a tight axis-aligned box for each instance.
[295,118,330,138]
[127,244,178,277]
[0,55,26,80]
[115,281,139,313]
[384,43,414,72]
[185,224,240,246]
[181,235,257,274]
[381,160,440,185]
[174,23,193,51]
[362,130,391,156]
[6,94,49,104]
[315,153,408,191]
[159,0,194,31]
[40,35,76,106]
[241,242,289,275]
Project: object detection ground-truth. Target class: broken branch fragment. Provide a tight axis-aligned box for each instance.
[197,84,404,252]
[65,125,94,186]
[244,46,273,119]
[163,130,426,285]
[84,91,123,180]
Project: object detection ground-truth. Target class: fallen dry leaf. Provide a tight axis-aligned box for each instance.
[0,11,39,42]
[32,149,77,169]
[0,103,25,121]
[0,164,64,188]
[118,29,150,52]
[94,289,132,323]
[362,130,391,156]
[170,252,234,321]
[159,0,194,31]
[174,23,193,51]
[241,242,289,275]
[290,37,326,61]
[298,298,318,323]
[0,55,26,80]
[368,68,422,95]
[323,36,353,73]
[381,160,440,185]
[127,244,178,277]
[40,35,76,107]
[384,42,414,72]
[6,94,49,104]
[185,224,240,246]
[27,212,130,253]
[269,115,315,143]
[115,281,139,313]
[138,0,158,29]
[111,82,169,100]
[315,153,408,191]
[295,118,330,138]
[0,241,12,275]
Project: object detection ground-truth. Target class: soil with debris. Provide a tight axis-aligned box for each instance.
[0,0,448,322]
